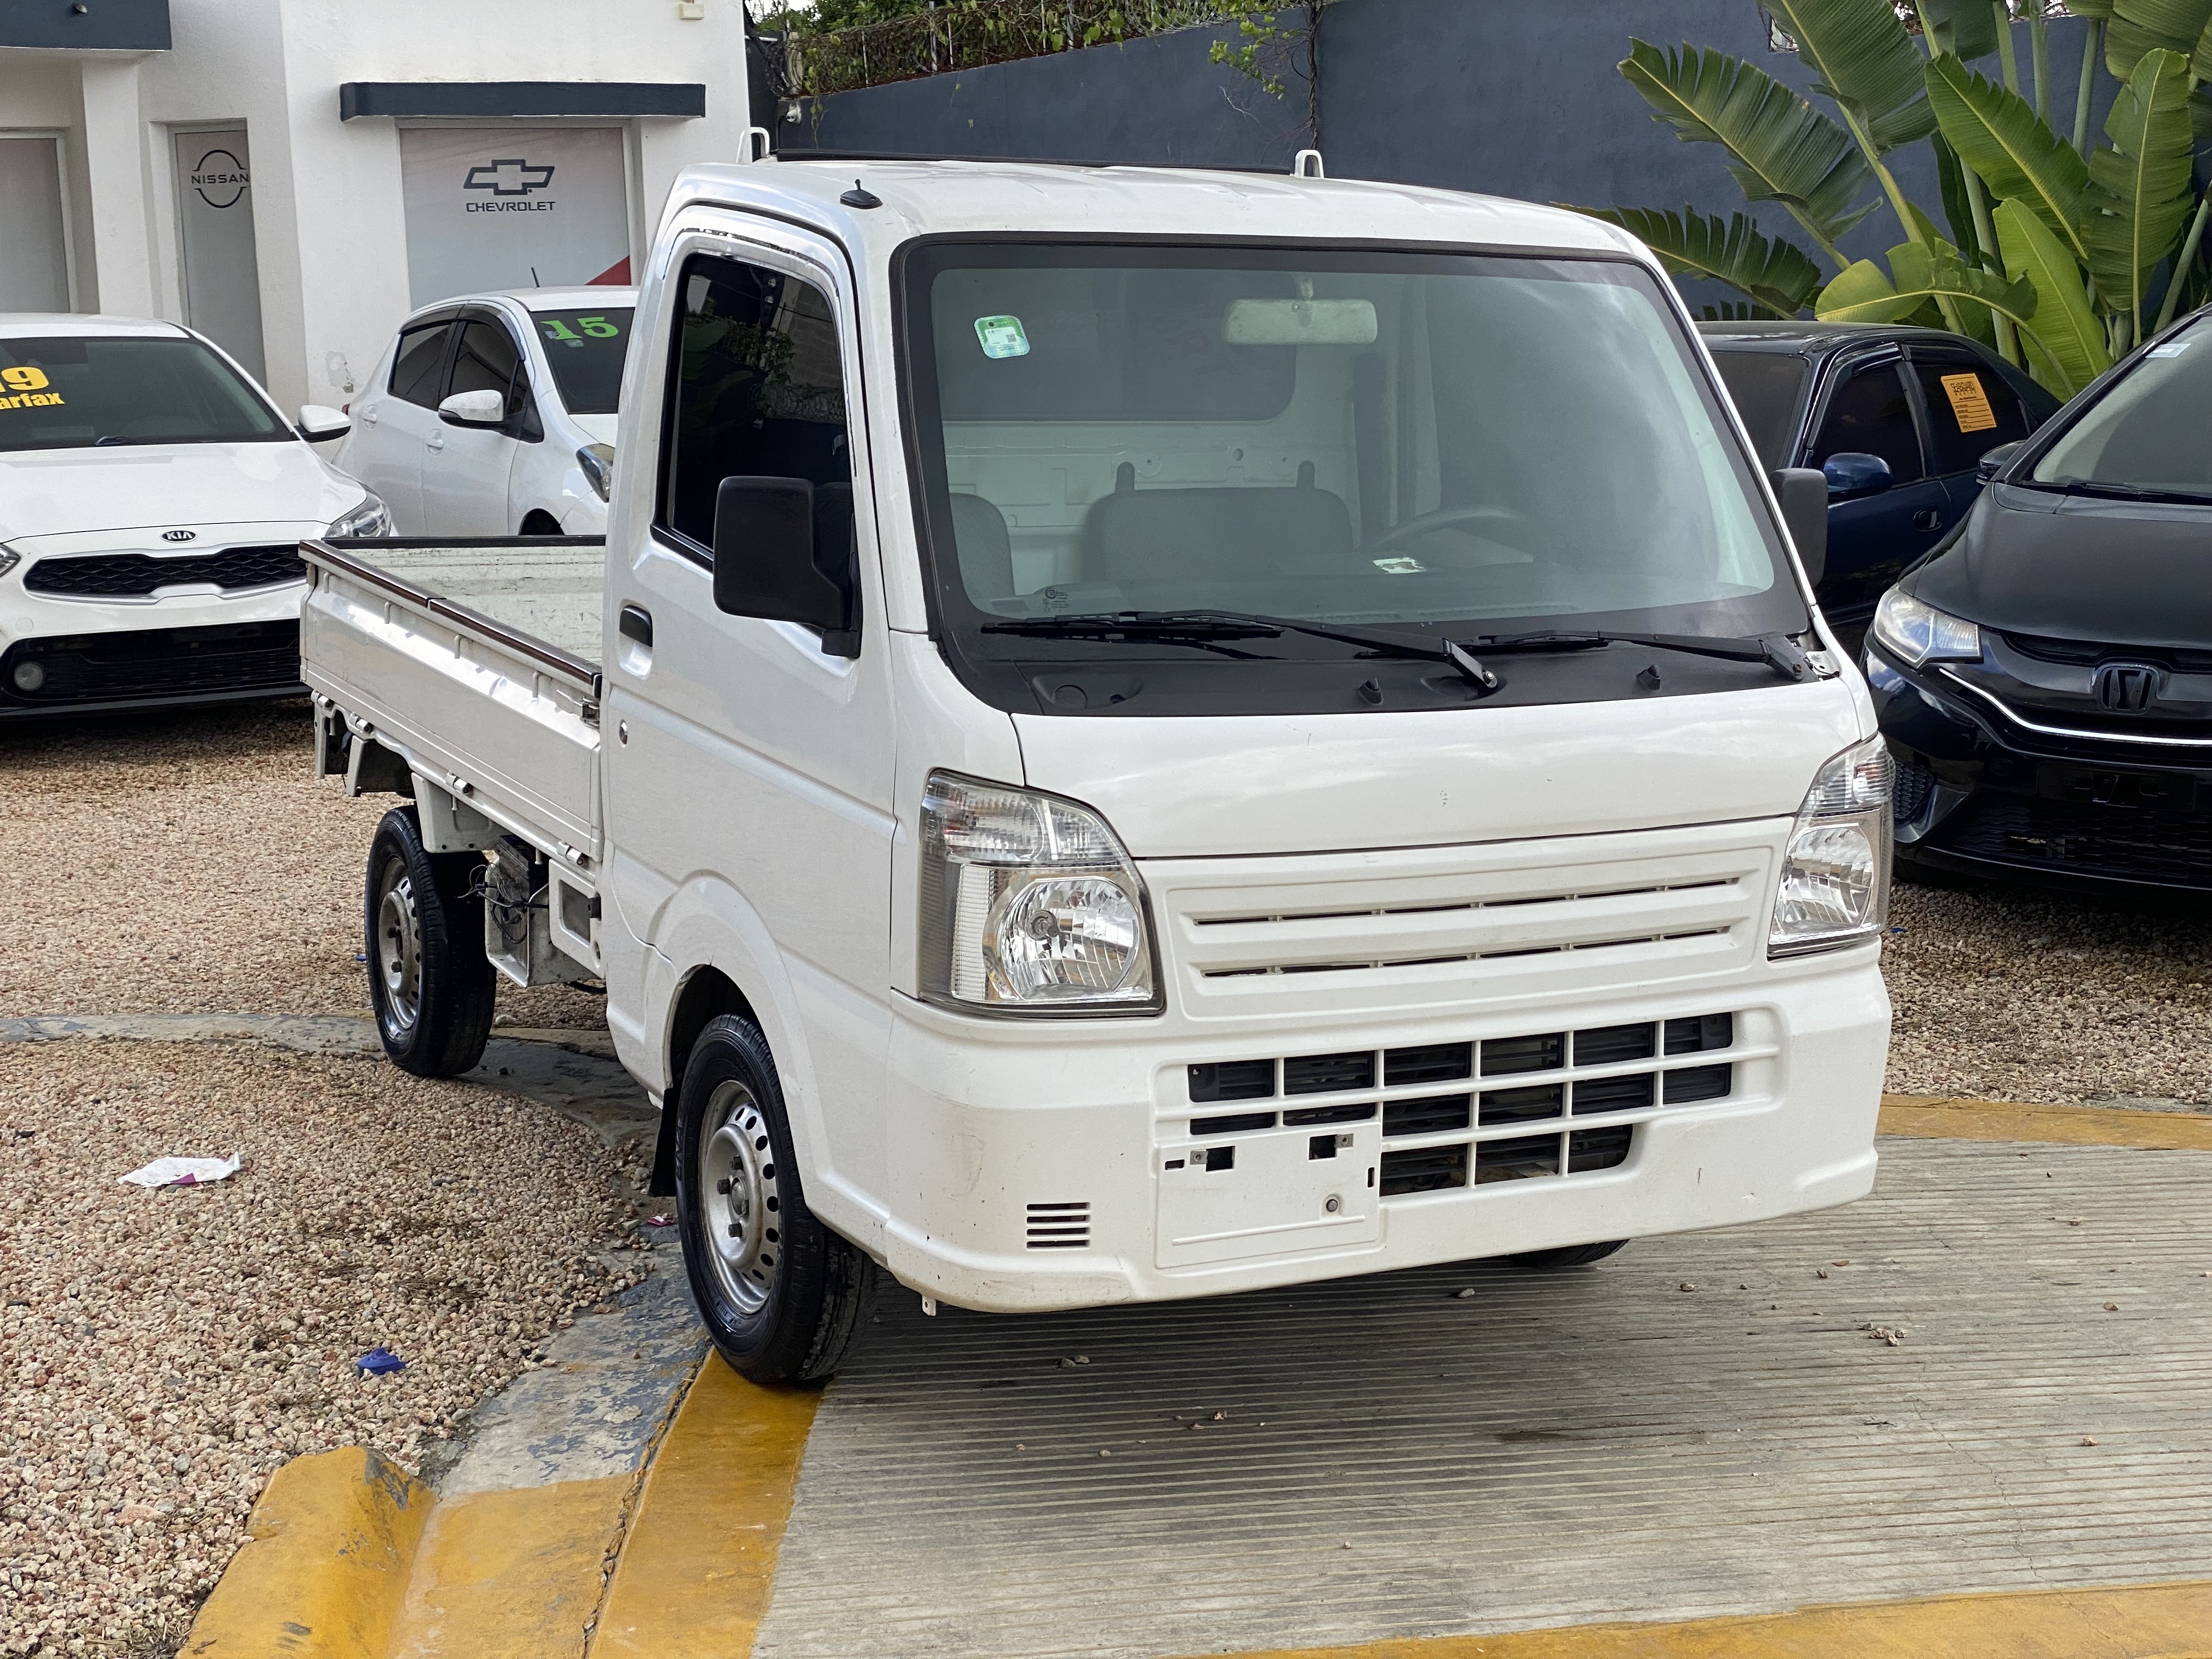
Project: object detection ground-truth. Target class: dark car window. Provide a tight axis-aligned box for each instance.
[1708,350,1811,471]
[532,307,633,416]
[0,334,290,453]
[390,321,454,409]
[450,320,525,417]
[1912,358,2030,476]
[1810,362,1925,483]
[2032,313,2212,490]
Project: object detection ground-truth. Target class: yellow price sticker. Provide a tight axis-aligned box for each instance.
[2,365,50,392]
[1939,371,1998,433]
[0,362,62,412]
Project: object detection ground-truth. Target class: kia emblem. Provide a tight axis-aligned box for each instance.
[162,529,196,543]
[2095,663,2160,712]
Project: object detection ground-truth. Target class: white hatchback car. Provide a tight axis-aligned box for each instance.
[0,314,385,720]
[337,288,634,537]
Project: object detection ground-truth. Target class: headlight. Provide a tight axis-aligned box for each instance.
[0,543,18,579]
[577,444,614,503]
[1870,588,1980,667]
[1769,735,1893,957]
[326,493,392,539]
[918,771,1160,1014]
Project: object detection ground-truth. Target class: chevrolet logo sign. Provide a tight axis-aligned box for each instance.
[463,159,556,196]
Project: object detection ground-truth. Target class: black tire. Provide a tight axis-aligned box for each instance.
[1510,1240,1629,1269]
[675,1014,875,1383]
[364,806,496,1079]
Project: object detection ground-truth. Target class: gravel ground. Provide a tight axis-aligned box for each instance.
[0,700,605,1031]
[0,1038,656,1656]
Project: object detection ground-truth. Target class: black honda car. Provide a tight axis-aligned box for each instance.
[1866,311,2212,891]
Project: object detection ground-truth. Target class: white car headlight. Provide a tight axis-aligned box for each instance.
[326,493,392,539]
[1870,588,1980,667]
[1769,735,1893,958]
[918,771,1160,1014]
[0,543,19,579]
[577,444,614,503]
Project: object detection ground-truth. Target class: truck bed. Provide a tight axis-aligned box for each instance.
[298,537,606,863]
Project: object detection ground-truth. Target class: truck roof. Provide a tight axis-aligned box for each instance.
[666,158,1641,262]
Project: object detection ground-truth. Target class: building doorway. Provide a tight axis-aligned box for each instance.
[0,135,71,312]
[174,127,266,379]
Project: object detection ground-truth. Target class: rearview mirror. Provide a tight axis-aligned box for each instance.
[1772,467,1828,590]
[1976,439,2024,482]
[297,404,349,443]
[1822,451,1893,499]
[1223,298,1378,346]
[711,476,860,657]
[437,388,507,427]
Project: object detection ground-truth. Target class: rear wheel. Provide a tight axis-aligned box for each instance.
[1510,1240,1629,1269]
[676,1014,875,1381]
[365,807,495,1079]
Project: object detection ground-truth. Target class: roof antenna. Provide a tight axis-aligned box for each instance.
[840,177,883,209]
[529,266,541,288]
[1292,148,1325,178]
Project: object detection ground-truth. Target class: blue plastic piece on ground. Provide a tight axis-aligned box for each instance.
[355,1347,405,1375]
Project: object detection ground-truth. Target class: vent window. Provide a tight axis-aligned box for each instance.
[1384,1093,1472,1137]
[1664,1013,1734,1055]
[1380,1144,1468,1195]
[1189,1058,1274,1102]
[1573,1022,1656,1065]
[1283,1050,1375,1094]
[1476,1135,1561,1183]
[1192,1110,1277,1136]
[1282,1102,1377,1127]
[1572,1073,1655,1115]
[1568,1125,1634,1172]
[1481,1032,1565,1076]
[1025,1201,1090,1250]
[1662,1064,1733,1103]
[1479,1083,1564,1126]
[1384,1042,1472,1086]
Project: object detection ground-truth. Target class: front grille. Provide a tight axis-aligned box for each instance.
[1940,794,2212,885]
[1893,755,1936,822]
[0,620,300,707]
[1025,1201,1090,1250]
[2000,630,2212,674]
[1181,1011,1739,1201]
[24,544,304,598]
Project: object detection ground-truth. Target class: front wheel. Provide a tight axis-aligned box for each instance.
[365,807,495,1079]
[1509,1240,1629,1269]
[676,1014,876,1382]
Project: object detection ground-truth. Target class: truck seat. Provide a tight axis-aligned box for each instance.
[1080,483,1355,588]
[948,492,1016,608]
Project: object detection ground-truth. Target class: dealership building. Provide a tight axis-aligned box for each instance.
[0,0,754,413]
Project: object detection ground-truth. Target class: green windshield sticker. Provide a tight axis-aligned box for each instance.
[540,314,623,346]
[974,315,1029,359]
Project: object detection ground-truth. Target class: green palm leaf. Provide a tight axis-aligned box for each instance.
[1574,206,1826,316]
[1925,53,2091,263]
[2083,47,2197,338]
[1766,0,1937,151]
[2105,0,2212,78]
[1994,199,2113,396]
[1618,41,1879,256]
[1916,0,1999,60]
[1816,240,2046,358]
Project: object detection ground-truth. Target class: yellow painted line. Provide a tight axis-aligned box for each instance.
[183,1447,431,1659]
[1179,1580,2212,1658]
[1880,1092,2212,1150]
[385,1476,631,1659]
[588,1355,822,1657]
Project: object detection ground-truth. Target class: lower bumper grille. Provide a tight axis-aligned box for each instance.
[1938,794,2212,885]
[24,545,304,598]
[0,620,301,708]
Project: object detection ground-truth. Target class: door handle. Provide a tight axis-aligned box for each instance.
[359,405,379,425]
[425,433,444,452]
[619,603,653,648]
[1912,508,1942,531]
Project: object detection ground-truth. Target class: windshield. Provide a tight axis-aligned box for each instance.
[531,307,633,415]
[1707,349,1810,471]
[902,244,1803,695]
[2032,314,2212,492]
[0,335,288,453]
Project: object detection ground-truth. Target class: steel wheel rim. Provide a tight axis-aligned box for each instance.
[699,1080,780,1314]
[373,854,422,1031]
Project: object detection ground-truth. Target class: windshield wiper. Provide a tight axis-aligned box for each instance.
[1474,629,1816,682]
[2037,475,2212,505]
[984,610,1502,692]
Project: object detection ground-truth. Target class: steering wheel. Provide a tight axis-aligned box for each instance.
[1368,504,1530,554]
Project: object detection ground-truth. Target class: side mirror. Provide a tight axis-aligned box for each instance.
[1772,467,1829,590]
[1976,439,2024,482]
[1822,450,1893,499]
[711,476,860,657]
[297,404,349,443]
[437,388,507,427]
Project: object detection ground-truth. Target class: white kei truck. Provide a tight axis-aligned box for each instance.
[299,152,1891,1383]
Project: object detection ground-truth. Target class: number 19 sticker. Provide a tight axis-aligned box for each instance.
[974,315,1029,359]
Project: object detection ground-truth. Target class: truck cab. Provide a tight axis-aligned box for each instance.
[301,157,1893,1381]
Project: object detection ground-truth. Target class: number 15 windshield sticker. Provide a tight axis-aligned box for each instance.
[0,365,62,410]
[539,313,623,347]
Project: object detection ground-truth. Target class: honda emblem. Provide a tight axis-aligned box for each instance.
[2095,663,2160,712]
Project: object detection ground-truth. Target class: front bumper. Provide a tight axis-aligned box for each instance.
[1869,646,2212,891]
[878,952,1888,1312]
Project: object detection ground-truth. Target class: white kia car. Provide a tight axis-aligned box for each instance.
[0,314,386,720]
[336,287,633,536]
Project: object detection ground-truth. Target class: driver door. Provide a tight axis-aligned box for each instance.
[1805,356,1946,619]
[420,315,528,537]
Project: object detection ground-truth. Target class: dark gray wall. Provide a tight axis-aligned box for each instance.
[1,0,168,49]
[782,1,2103,283]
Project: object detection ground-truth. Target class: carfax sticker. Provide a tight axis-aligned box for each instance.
[0,364,62,411]
[1938,371,1997,433]
[974,315,1030,359]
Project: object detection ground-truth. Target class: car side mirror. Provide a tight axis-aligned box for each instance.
[1771,467,1828,590]
[1822,451,1893,499]
[711,476,860,657]
[1976,439,2024,482]
[297,404,350,443]
[437,388,507,428]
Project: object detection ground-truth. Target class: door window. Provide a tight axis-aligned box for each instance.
[450,319,526,420]
[1912,358,2030,476]
[1810,362,1925,483]
[658,252,851,556]
[390,322,454,409]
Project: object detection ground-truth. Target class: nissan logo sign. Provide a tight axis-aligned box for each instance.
[2095,663,2160,712]
[161,529,197,543]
